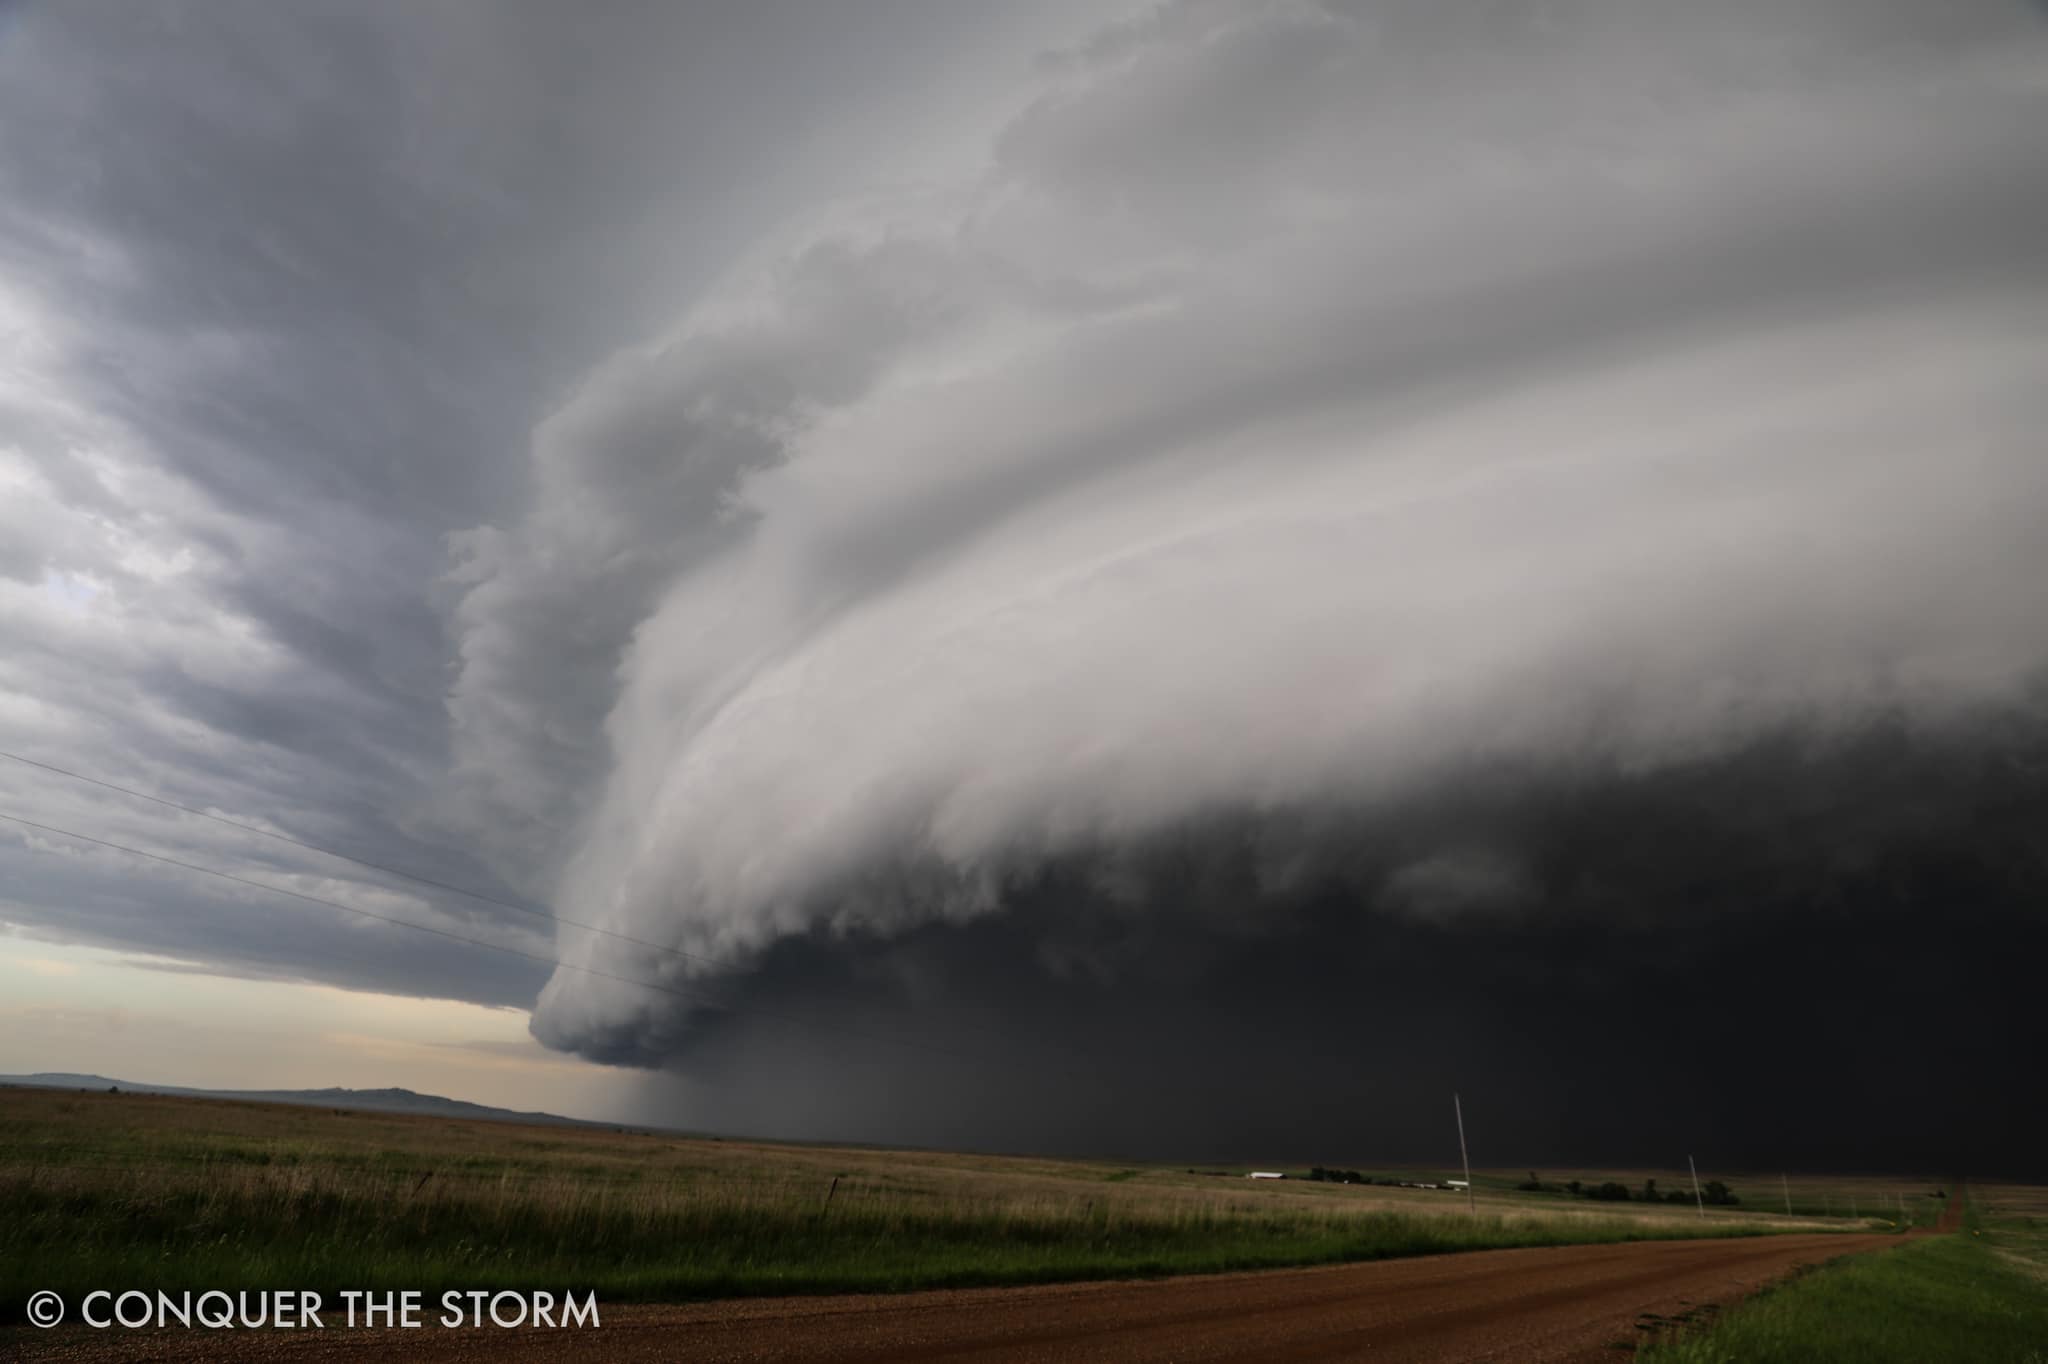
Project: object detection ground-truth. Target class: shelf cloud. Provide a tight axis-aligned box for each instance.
[428,4,2048,1104]
[4,0,2044,1166]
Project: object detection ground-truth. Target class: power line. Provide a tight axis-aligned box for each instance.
[0,808,982,1070]
[0,748,776,982]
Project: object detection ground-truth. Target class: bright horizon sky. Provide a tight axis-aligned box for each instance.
[0,935,638,1120]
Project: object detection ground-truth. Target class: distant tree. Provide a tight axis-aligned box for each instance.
[1588,1181,1632,1201]
[1643,1178,1659,1202]
[1517,1171,1547,1192]
[1702,1180,1739,1206]
[1567,1179,1582,1195]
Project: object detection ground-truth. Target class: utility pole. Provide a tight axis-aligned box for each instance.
[1688,1154,1705,1219]
[1454,1093,1475,1216]
[1783,1173,1792,1216]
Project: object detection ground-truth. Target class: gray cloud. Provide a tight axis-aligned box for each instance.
[2,1,2045,1167]
[601,710,2048,1172]
[464,0,2048,1063]
[0,0,1109,1007]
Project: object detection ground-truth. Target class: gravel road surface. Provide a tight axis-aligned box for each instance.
[4,1228,1920,1362]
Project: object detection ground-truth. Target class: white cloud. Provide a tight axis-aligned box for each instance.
[424,1,2048,1058]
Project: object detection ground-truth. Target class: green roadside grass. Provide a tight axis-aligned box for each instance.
[1641,1206,2048,1363]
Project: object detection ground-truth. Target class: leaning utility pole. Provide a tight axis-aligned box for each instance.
[1688,1154,1705,1219]
[1454,1093,1475,1216]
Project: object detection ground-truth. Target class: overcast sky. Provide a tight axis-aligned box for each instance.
[3,1,2045,1171]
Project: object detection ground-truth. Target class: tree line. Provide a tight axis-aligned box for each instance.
[1516,1172,1739,1205]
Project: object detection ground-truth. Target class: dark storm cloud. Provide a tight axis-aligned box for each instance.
[488,2,2048,1172]
[607,706,2048,1174]
[513,0,2048,1073]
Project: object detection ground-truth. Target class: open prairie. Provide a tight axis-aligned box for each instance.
[2,1084,1852,1321]
[12,1087,2043,1360]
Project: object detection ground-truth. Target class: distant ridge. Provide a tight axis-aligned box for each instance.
[0,1072,611,1129]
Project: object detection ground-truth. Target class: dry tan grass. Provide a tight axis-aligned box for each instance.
[8,1081,1875,1228]
[1471,1164,1957,1231]
[8,1088,1939,1231]
[11,1084,1948,1315]
[2,1085,1825,1241]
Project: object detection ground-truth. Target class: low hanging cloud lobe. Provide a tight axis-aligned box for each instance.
[2,1,2044,1173]
[440,1,2048,1168]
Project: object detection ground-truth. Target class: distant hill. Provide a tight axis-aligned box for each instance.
[0,1072,609,1129]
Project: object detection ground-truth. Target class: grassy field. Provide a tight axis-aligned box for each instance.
[0,1085,1830,1322]
[1641,1185,2048,1362]
[1471,1164,1954,1230]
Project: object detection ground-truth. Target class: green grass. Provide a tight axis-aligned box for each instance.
[0,1086,1792,1322]
[1641,1205,2048,1363]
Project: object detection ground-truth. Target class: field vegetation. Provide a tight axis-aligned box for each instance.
[1486,1166,1952,1226]
[0,1086,1827,1321]
[1640,1186,2048,1362]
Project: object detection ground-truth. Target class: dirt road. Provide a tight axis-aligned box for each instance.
[5,1228,1920,1363]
